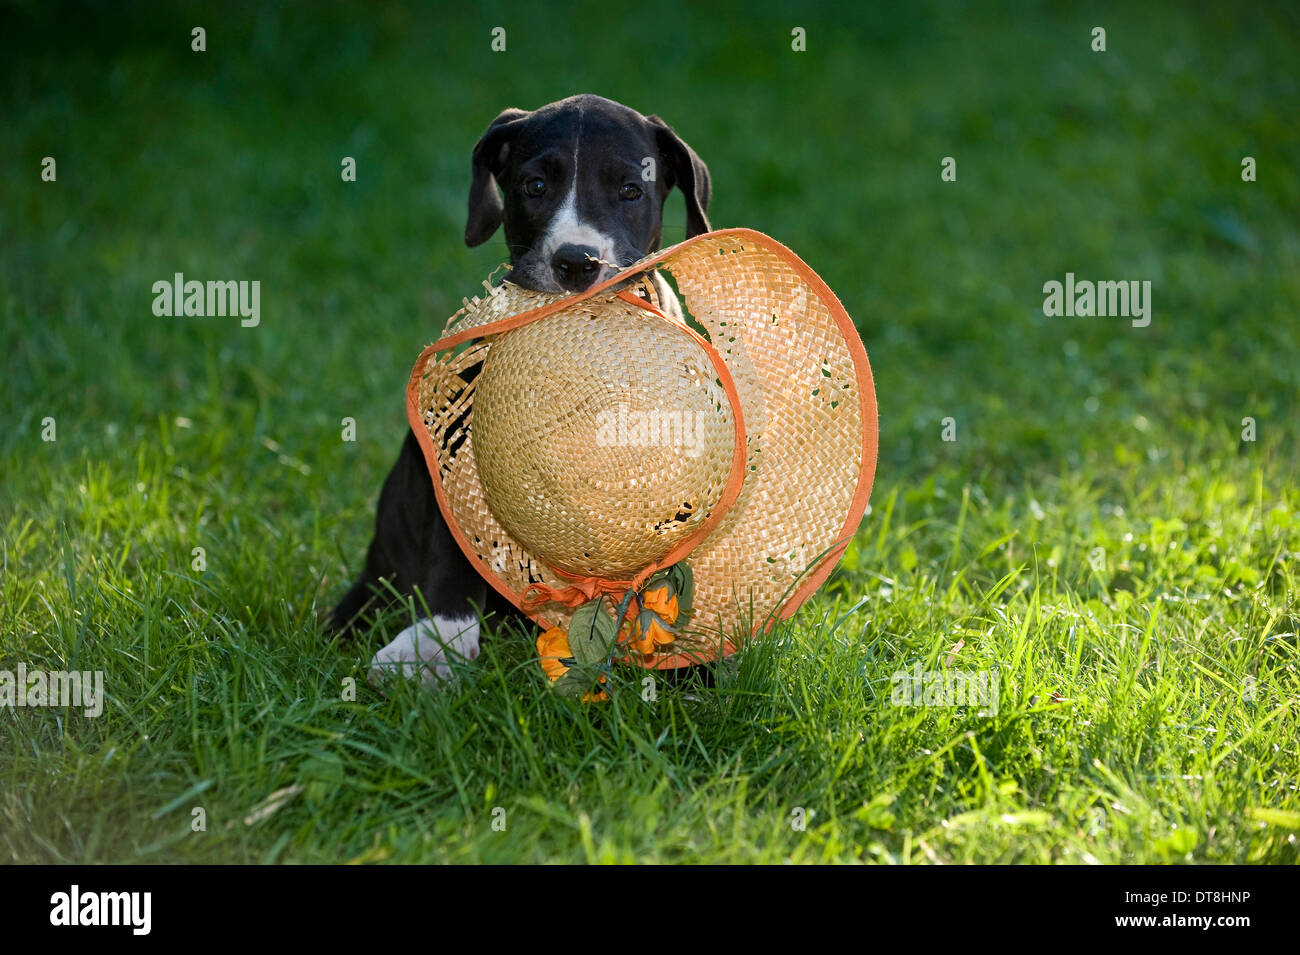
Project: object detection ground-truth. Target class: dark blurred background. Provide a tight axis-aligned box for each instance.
[2,0,1297,543]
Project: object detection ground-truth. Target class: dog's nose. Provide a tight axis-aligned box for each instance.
[551,244,602,292]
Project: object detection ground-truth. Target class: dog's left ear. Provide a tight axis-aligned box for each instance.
[646,115,712,238]
[466,107,530,247]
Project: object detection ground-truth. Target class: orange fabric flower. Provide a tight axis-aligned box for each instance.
[641,583,680,624]
[537,625,609,701]
[583,676,609,703]
[626,605,677,657]
[537,626,573,682]
[628,616,655,655]
[616,618,648,655]
[642,615,675,647]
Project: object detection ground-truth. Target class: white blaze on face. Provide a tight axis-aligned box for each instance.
[542,196,618,278]
[539,102,618,283]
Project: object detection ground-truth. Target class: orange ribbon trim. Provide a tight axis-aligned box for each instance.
[522,565,658,612]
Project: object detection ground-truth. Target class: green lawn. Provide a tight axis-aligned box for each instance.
[1,0,1297,863]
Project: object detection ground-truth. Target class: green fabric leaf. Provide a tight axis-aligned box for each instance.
[551,666,603,699]
[668,562,695,622]
[568,600,618,665]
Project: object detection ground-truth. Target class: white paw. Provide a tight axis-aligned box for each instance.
[368,616,481,688]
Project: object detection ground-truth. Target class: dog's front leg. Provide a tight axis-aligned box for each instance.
[332,428,489,685]
[369,614,482,687]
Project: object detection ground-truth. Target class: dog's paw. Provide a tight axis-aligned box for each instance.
[368,616,481,689]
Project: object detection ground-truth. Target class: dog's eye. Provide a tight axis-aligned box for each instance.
[619,183,643,201]
[523,177,546,198]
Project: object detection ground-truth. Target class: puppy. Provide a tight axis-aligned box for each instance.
[330,94,712,686]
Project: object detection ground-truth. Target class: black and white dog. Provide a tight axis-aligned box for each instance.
[329,94,712,685]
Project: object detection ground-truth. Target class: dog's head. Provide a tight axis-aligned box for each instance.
[464,94,711,293]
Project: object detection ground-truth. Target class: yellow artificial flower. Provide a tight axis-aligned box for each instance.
[642,614,676,647]
[625,586,679,658]
[641,583,680,624]
[537,625,608,701]
[537,626,572,682]
[616,618,649,656]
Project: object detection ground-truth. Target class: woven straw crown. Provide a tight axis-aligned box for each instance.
[473,301,740,579]
[408,229,877,668]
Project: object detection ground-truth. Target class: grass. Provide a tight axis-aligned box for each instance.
[1,0,1298,863]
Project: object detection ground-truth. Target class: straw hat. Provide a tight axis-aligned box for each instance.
[408,228,877,681]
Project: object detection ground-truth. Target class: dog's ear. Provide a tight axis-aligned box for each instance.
[466,108,530,247]
[646,115,712,238]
